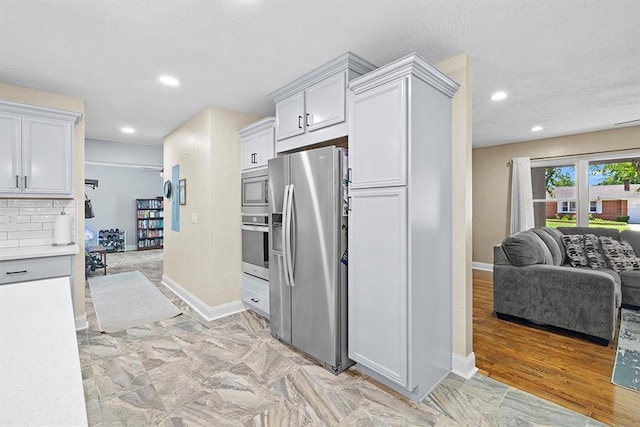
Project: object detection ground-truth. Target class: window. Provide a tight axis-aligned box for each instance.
[559,201,576,213]
[529,152,640,229]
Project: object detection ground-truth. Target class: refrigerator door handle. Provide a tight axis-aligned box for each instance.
[285,184,295,287]
[282,184,291,287]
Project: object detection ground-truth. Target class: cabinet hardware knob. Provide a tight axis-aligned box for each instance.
[297,115,303,129]
[251,298,259,303]
[24,176,28,189]
[347,168,352,183]
[15,175,19,189]
[347,196,352,211]
[306,113,311,127]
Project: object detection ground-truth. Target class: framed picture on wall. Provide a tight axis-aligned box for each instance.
[179,179,186,205]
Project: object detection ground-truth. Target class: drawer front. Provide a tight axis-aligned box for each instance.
[242,287,270,318]
[242,273,269,296]
[0,256,72,285]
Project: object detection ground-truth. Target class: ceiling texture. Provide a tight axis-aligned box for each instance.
[1,1,638,148]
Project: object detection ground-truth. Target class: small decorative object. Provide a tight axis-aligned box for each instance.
[179,179,186,205]
[164,180,172,198]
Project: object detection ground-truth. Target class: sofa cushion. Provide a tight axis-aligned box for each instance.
[562,234,589,267]
[619,270,640,290]
[599,236,640,272]
[532,228,563,266]
[501,231,553,266]
[620,229,640,255]
[584,233,608,269]
[540,227,566,265]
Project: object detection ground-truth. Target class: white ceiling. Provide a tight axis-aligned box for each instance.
[1,1,638,148]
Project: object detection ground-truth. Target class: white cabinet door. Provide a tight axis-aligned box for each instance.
[348,186,408,387]
[241,134,258,170]
[350,78,407,189]
[0,111,21,193]
[21,115,73,194]
[306,72,346,132]
[252,127,275,169]
[241,127,274,170]
[275,92,305,141]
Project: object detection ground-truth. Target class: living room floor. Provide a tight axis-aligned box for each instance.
[474,269,640,426]
[78,251,605,426]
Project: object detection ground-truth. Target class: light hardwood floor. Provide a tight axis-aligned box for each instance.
[474,269,640,427]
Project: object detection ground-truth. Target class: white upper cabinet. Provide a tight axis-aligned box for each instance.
[304,72,346,131]
[239,117,276,171]
[274,92,305,141]
[0,101,81,196]
[0,111,21,194]
[269,52,376,153]
[350,78,407,189]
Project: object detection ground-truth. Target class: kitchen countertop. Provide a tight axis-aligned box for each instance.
[0,243,80,261]
[0,277,88,425]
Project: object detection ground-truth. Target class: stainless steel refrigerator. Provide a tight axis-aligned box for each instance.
[268,145,352,374]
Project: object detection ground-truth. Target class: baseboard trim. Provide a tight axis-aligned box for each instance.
[472,261,493,272]
[75,313,88,331]
[451,352,478,379]
[161,274,246,322]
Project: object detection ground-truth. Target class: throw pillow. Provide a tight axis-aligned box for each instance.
[599,236,640,272]
[532,228,563,266]
[562,234,589,267]
[502,231,553,267]
[583,233,608,269]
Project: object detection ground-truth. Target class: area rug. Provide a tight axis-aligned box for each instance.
[88,271,181,333]
[612,308,640,392]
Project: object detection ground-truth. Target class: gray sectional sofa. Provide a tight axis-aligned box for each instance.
[493,226,640,345]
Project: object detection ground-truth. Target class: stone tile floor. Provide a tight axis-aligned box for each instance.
[78,250,605,426]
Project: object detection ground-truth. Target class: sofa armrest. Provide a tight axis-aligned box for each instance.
[493,264,618,341]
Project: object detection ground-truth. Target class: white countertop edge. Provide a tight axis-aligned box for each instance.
[0,244,80,261]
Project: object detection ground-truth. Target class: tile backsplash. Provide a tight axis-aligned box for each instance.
[0,199,76,248]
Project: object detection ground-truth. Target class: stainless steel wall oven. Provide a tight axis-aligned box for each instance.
[241,169,269,281]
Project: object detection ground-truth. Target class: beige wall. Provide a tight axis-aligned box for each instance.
[0,82,86,317]
[163,106,258,307]
[473,126,640,264]
[436,55,473,359]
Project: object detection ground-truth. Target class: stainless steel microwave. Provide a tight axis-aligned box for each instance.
[241,168,268,214]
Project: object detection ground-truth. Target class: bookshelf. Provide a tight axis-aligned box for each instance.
[136,197,164,250]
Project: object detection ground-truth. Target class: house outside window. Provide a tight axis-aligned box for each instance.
[557,200,601,214]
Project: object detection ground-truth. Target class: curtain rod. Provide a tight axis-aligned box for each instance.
[507,147,640,165]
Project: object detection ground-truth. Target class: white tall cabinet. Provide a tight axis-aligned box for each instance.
[347,53,459,401]
[0,101,81,196]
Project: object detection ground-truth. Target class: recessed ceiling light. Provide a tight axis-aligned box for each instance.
[531,126,543,132]
[491,91,508,101]
[121,127,135,134]
[159,75,179,87]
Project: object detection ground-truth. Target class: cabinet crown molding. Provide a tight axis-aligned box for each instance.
[269,52,377,103]
[237,116,275,138]
[0,100,82,124]
[349,52,460,98]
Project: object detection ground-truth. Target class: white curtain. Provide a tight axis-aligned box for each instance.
[510,157,534,235]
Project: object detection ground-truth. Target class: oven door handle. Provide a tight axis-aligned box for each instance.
[241,224,268,232]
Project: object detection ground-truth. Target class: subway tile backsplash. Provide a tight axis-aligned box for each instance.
[0,198,76,248]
